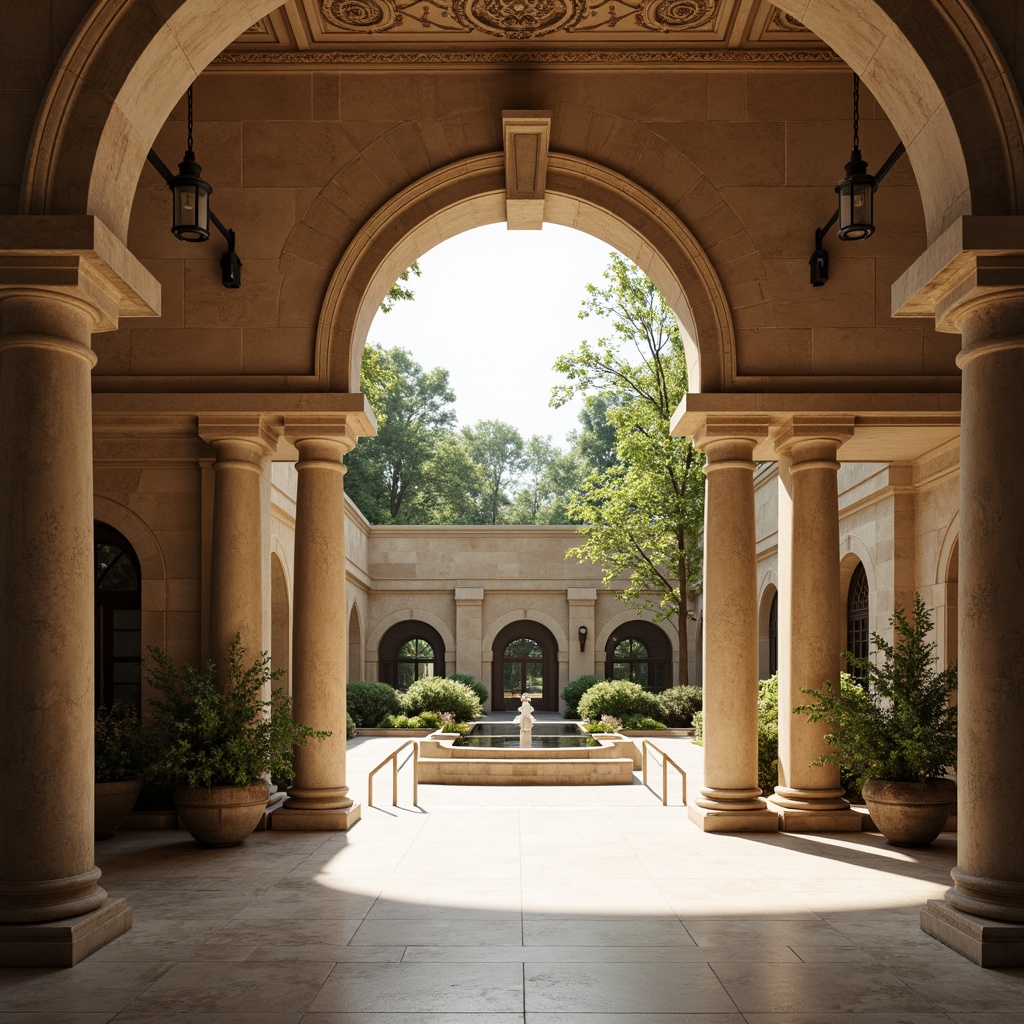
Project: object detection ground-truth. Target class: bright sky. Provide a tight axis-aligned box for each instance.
[366,223,622,449]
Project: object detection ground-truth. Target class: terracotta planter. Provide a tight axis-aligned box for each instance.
[173,781,270,847]
[94,779,143,839]
[862,777,956,847]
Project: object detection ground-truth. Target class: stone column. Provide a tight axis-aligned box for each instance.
[690,430,777,833]
[275,423,364,831]
[767,427,860,832]
[455,587,485,695]
[199,419,276,670]
[920,289,1024,965]
[567,588,597,694]
[0,216,159,966]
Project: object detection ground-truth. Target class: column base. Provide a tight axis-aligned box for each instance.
[272,803,362,832]
[688,801,779,833]
[0,897,131,967]
[766,799,862,833]
[921,898,1024,968]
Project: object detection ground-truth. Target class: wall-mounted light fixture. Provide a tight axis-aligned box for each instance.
[146,85,243,288]
[808,73,905,287]
[578,625,588,652]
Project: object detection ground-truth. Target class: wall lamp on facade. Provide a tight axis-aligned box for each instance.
[578,625,588,652]
[146,85,243,288]
[809,73,905,287]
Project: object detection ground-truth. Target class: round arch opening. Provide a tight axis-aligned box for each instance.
[604,619,673,692]
[378,620,446,689]
[492,621,559,712]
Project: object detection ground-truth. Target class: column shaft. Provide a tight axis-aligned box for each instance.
[0,296,106,923]
[769,438,858,831]
[276,436,360,831]
[691,435,777,832]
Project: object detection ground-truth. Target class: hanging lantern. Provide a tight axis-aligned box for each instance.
[835,74,877,241]
[168,86,211,242]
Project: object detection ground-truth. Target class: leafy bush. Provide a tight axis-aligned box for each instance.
[656,685,703,727]
[795,595,957,784]
[757,675,780,794]
[692,710,703,744]
[379,714,426,729]
[95,701,155,783]
[622,715,666,730]
[449,673,488,707]
[346,713,358,739]
[584,717,621,733]
[347,680,402,727]
[577,680,663,723]
[415,710,443,729]
[401,677,482,722]
[147,636,330,789]
[561,674,601,718]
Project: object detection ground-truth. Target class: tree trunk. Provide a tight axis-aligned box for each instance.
[677,548,689,687]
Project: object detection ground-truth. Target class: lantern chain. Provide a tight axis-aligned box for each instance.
[852,74,860,152]
[187,85,194,154]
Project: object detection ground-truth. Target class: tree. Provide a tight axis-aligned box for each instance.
[552,253,705,686]
[378,262,421,313]
[461,420,527,524]
[345,345,457,523]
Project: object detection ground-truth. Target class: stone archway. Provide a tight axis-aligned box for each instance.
[270,551,291,696]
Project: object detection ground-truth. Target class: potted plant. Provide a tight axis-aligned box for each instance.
[795,594,957,847]
[94,701,155,839]
[147,635,330,847]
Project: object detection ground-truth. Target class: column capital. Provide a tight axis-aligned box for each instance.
[198,415,278,464]
[566,588,597,607]
[455,587,485,605]
[283,404,376,458]
[0,215,159,331]
[771,418,854,466]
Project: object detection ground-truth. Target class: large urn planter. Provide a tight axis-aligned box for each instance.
[861,777,956,847]
[94,779,143,839]
[173,782,270,847]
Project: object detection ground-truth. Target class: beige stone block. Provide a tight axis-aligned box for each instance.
[552,103,593,158]
[243,122,357,188]
[156,531,202,577]
[721,185,832,259]
[166,578,201,612]
[128,185,185,259]
[279,254,332,328]
[199,187,296,260]
[129,328,241,375]
[0,898,131,968]
[126,492,201,531]
[241,327,316,375]
[382,121,436,183]
[165,610,201,643]
[151,118,243,189]
[735,329,813,376]
[812,327,926,375]
[312,75,340,121]
[92,329,132,375]
[0,99,36,188]
[273,804,361,831]
[766,256,876,328]
[184,258,281,328]
[745,70,851,123]
[201,72,312,122]
[708,72,746,121]
[120,259,184,330]
[921,328,961,375]
[660,122,785,187]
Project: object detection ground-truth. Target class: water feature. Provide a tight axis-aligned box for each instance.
[455,722,597,749]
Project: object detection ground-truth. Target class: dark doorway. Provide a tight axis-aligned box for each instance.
[378,620,446,688]
[604,620,672,692]
[492,621,558,711]
[94,522,142,712]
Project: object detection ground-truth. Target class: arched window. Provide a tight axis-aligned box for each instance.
[492,622,558,711]
[846,563,870,680]
[94,523,142,712]
[768,592,779,676]
[604,620,672,692]
[378,621,445,688]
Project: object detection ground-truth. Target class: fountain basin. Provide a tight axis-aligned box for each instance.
[417,724,640,785]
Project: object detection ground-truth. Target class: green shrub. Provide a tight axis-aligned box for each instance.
[346,713,357,739]
[757,675,780,794]
[692,710,703,744]
[656,685,703,727]
[402,677,482,722]
[584,720,620,734]
[622,715,666,730]
[95,701,155,782]
[379,714,422,729]
[561,674,601,718]
[577,680,663,723]
[347,680,402,727]
[448,673,488,707]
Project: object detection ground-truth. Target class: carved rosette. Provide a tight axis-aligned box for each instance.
[322,0,402,32]
[451,0,586,39]
[770,9,806,32]
[637,0,716,32]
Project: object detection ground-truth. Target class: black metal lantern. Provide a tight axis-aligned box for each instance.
[578,625,588,652]
[835,74,877,241]
[168,86,211,242]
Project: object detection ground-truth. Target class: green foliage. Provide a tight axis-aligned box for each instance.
[461,419,527,524]
[346,713,358,740]
[378,261,421,313]
[448,673,488,707]
[621,715,666,730]
[584,719,620,733]
[577,680,663,723]
[757,675,780,794]
[561,674,602,718]
[795,595,957,784]
[95,702,156,783]
[554,254,705,685]
[347,680,403,727]
[692,710,703,744]
[401,677,483,722]
[379,714,428,729]
[656,685,703,727]
[146,636,330,789]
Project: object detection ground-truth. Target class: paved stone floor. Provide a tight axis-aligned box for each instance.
[3,732,1023,1023]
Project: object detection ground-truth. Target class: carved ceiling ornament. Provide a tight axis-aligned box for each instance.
[638,0,716,32]
[770,8,806,31]
[452,0,586,39]
[322,0,402,32]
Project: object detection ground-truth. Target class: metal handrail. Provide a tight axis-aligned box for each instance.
[367,739,419,807]
[641,740,687,806]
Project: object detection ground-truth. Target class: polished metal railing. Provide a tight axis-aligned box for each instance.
[367,739,419,807]
[641,740,687,806]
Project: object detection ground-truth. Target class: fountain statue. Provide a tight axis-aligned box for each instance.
[513,693,535,749]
